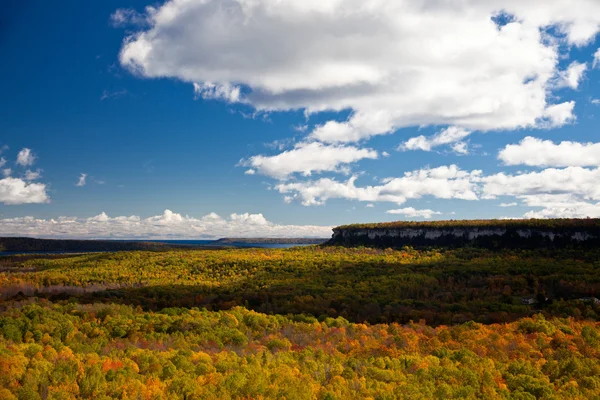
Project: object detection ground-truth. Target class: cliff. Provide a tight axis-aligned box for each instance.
[327,219,600,248]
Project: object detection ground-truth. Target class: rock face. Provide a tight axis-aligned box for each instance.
[327,221,600,248]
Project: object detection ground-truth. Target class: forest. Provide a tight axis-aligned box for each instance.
[1,245,600,398]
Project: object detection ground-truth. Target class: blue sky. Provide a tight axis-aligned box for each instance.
[2,0,600,238]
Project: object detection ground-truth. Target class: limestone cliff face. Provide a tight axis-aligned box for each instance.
[328,226,600,248]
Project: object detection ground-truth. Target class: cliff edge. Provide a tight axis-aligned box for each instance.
[326,219,600,248]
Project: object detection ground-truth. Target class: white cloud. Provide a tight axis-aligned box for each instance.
[110,8,149,27]
[24,169,42,181]
[451,142,469,155]
[520,194,600,218]
[386,207,442,219]
[243,142,378,179]
[499,136,600,167]
[594,48,600,68]
[591,99,600,105]
[274,160,600,219]
[276,165,481,206]
[117,0,600,144]
[3,169,11,178]
[365,203,375,208]
[244,169,256,175]
[76,173,87,187]
[0,209,332,239]
[0,178,49,205]
[481,166,600,200]
[193,82,241,103]
[538,101,576,128]
[0,157,6,168]
[400,126,471,153]
[555,61,587,89]
[16,148,36,167]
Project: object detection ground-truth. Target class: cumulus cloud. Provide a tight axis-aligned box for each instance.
[594,48,600,68]
[538,101,576,128]
[193,82,241,103]
[243,142,378,179]
[274,161,600,219]
[555,61,587,89]
[499,136,600,167]
[117,0,599,144]
[520,194,600,218]
[276,165,481,206]
[16,148,35,167]
[481,167,600,200]
[24,169,42,181]
[0,178,49,205]
[76,173,87,187]
[400,126,471,154]
[386,207,442,219]
[0,209,332,239]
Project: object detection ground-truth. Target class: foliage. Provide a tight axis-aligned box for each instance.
[2,247,600,325]
[1,300,600,399]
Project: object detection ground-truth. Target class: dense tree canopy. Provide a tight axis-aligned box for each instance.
[1,246,600,398]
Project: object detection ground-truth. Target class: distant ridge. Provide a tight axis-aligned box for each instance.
[214,237,328,245]
[0,237,214,253]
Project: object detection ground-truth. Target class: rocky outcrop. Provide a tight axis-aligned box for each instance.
[327,220,600,248]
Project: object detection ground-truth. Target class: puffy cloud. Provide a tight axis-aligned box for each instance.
[276,165,481,206]
[0,209,332,239]
[244,169,256,175]
[76,173,87,187]
[117,0,599,143]
[274,160,600,219]
[555,61,587,89]
[499,136,600,167]
[24,169,42,181]
[400,126,471,153]
[193,82,241,103]
[243,142,378,179]
[16,148,35,167]
[386,207,442,218]
[520,194,600,218]
[538,101,576,128]
[481,166,600,200]
[594,48,600,68]
[0,178,49,205]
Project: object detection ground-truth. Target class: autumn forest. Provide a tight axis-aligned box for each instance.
[2,242,600,398]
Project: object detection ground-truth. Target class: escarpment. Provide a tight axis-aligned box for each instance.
[326,219,600,248]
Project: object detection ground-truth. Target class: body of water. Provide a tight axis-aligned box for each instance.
[141,240,314,249]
